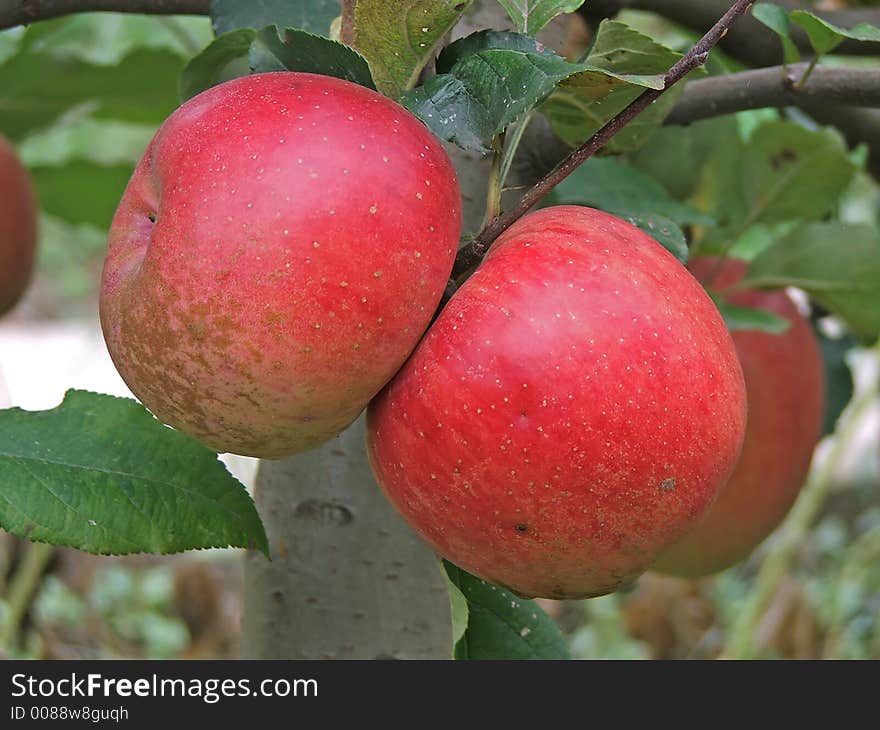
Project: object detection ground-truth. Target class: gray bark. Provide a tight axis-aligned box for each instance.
[241,416,453,660]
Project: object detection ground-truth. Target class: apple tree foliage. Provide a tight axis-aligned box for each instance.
[0,0,878,659]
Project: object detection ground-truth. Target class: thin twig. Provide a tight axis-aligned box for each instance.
[451,0,755,278]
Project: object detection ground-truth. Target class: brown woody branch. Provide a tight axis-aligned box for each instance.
[0,0,210,29]
[667,63,880,124]
[451,0,755,278]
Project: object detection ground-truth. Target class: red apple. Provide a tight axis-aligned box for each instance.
[100,72,461,457]
[0,135,37,316]
[652,257,824,577]
[366,206,747,599]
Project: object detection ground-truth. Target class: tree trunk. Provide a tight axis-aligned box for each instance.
[241,415,453,659]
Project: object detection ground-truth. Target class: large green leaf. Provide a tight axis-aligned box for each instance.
[789,10,880,56]
[699,121,856,246]
[541,20,685,152]
[745,223,880,338]
[498,0,585,35]
[0,391,268,556]
[547,157,714,226]
[445,562,569,660]
[401,29,665,152]
[0,48,184,141]
[741,122,857,224]
[354,0,472,98]
[30,160,134,229]
[210,0,339,37]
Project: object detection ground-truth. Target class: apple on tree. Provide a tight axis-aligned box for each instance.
[366,206,748,600]
[100,72,462,458]
[0,135,37,317]
[652,257,825,577]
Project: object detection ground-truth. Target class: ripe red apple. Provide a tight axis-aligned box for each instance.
[652,257,824,577]
[0,135,37,316]
[366,206,747,599]
[100,72,461,457]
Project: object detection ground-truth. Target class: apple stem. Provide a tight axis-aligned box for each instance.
[451,0,755,279]
[721,338,880,659]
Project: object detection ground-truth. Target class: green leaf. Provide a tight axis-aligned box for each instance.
[790,10,880,56]
[546,157,714,226]
[249,26,375,89]
[586,19,682,78]
[817,330,856,437]
[629,116,737,201]
[751,3,800,64]
[180,28,256,101]
[445,562,569,660]
[541,20,685,152]
[742,122,857,224]
[211,0,339,37]
[435,29,556,73]
[30,160,134,229]
[402,30,665,152]
[445,567,470,646]
[497,0,585,35]
[701,121,856,243]
[0,48,185,141]
[712,297,792,334]
[354,0,472,98]
[614,212,689,263]
[0,391,268,557]
[744,222,880,338]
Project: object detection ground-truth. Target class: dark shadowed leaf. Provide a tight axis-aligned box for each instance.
[0,391,268,556]
[354,0,472,97]
[249,26,375,89]
[445,562,569,659]
[180,27,374,101]
[180,28,256,101]
[211,0,339,37]
[435,29,556,72]
[745,222,880,338]
[402,27,665,152]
